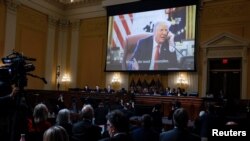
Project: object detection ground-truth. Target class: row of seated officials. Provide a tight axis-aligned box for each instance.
[131,86,198,97]
[69,85,128,94]
[70,84,197,97]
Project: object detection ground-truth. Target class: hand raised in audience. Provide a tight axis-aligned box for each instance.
[10,87,19,98]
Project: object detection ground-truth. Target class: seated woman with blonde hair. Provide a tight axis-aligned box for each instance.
[43,126,69,141]
[27,103,52,141]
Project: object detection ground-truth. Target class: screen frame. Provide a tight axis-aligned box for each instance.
[104,0,199,72]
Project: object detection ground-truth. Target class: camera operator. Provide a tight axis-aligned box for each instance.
[0,50,47,141]
[0,82,19,141]
[0,86,18,102]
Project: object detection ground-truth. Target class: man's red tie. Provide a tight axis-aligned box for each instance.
[154,44,160,69]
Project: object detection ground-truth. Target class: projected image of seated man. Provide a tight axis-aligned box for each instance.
[128,20,178,70]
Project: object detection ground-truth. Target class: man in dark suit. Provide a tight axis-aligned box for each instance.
[93,85,102,94]
[130,114,159,141]
[82,85,91,93]
[72,104,102,141]
[104,85,115,94]
[99,109,131,141]
[129,21,178,70]
[160,108,200,141]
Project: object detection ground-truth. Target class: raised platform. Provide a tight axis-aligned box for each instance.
[24,89,202,120]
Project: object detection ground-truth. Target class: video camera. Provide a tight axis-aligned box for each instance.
[0,50,36,88]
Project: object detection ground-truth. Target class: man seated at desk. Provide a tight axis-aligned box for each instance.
[82,85,91,93]
[103,85,115,94]
[92,85,102,94]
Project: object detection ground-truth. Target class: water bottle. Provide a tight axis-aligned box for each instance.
[20,134,26,141]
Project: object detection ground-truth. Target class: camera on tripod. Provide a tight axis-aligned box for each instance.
[0,50,36,88]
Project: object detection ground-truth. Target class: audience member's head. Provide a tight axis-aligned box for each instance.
[173,100,181,109]
[43,126,69,141]
[106,109,129,137]
[140,114,153,128]
[56,108,71,125]
[33,103,49,124]
[81,104,94,120]
[173,108,189,129]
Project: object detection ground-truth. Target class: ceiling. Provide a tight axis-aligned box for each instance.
[45,0,103,9]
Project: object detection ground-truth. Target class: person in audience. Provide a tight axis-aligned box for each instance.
[129,116,141,131]
[72,104,102,141]
[0,85,20,141]
[168,100,181,121]
[121,102,135,119]
[0,86,17,102]
[130,114,159,141]
[99,109,131,141]
[56,94,66,112]
[110,98,124,111]
[27,103,52,141]
[43,125,69,141]
[70,97,78,114]
[194,104,223,141]
[151,104,163,133]
[193,110,208,141]
[160,108,200,141]
[55,108,72,139]
[94,102,109,125]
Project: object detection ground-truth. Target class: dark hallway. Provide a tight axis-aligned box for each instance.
[208,58,241,99]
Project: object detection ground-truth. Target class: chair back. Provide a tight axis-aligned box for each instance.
[122,33,152,70]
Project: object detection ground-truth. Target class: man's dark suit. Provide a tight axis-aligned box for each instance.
[104,88,115,94]
[160,128,200,141]
[99,133,131,141]
[72,119,102,141]
[130,127,159,141]
[131,35,178,70]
